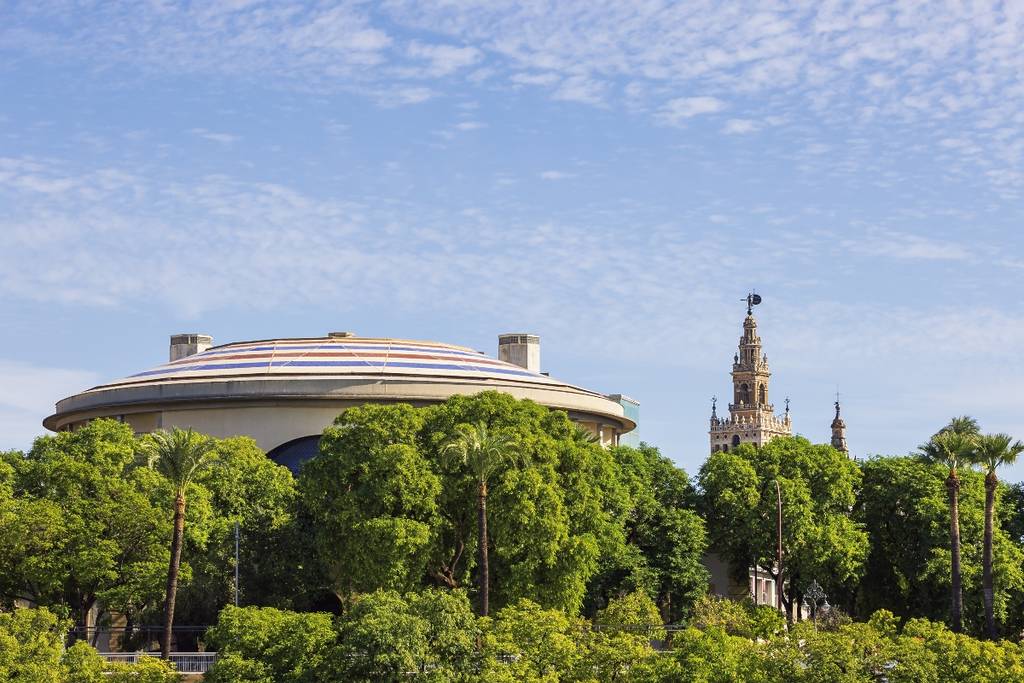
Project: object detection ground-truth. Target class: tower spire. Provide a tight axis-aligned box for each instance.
[709,293,791,454]
[831,393,848,454]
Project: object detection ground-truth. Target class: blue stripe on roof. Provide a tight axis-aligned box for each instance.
[185,343,483,360]
[130,359,538,379]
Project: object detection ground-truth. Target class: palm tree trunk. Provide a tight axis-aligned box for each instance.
[162,492,186,659]
[983,471,997,639]
[477,480,489,617]
[947,472,963,633]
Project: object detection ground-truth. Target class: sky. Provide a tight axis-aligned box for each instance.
[1,1,1023,482]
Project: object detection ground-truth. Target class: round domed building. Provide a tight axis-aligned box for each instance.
[44,332,638,471]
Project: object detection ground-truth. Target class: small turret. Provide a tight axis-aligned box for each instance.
[831,400,848,454]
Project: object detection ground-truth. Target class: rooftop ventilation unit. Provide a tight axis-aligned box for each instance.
[498,333,540,373]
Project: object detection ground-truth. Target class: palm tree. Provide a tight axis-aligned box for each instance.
[972,433,1024,639]
[921,419,978,633]
[441,421,518,616]
[944,415,980,437]
[143,428,216,658]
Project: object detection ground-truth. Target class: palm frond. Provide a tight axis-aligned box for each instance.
[972,433,1024,474]
[920,430,975,473]
[141,427,216,495]
[439,421,519,483]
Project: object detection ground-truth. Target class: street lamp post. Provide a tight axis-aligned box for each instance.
[801,579,829,625]
[775,480,783,614]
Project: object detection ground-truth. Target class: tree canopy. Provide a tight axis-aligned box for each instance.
[856,455,1024,634]
[297,392,706,617]
[698,436,868,616]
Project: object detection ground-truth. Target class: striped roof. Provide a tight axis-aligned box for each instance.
[90,337,571,392]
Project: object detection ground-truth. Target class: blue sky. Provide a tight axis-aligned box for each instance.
[1,1,1023,482]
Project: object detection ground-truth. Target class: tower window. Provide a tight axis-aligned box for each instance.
[758,384,766,404]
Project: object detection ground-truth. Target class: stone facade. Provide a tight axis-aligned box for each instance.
[709,305,792,454]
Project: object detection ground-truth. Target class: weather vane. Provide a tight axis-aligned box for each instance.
[743,291,762,314]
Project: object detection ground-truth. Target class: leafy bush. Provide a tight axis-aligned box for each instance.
[0,607,175,683]
[689,594,785,640]
[204,606,334,683]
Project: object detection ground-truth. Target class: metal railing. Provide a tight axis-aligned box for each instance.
[99,652,218,674]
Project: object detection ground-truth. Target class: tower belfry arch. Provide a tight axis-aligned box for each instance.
[709,294,792,454]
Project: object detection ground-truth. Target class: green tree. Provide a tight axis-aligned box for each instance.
[1003,482,1024,545]
[587,591,664,682]
[204,606,335,683]
[688,594,785,641]
[332,589,479,682]
[175,437,297,630]
[0,607,175,683]
[0,422,170,640]
[482,598,589,681]
[0,607,66,682]
[856,456,1024,636]
[920,417,979,633]
[636,625,764,683]
[422,391,629,614]
[440,421,518,616]
[901,616,1024,682]
[591,444,708,622]
[141,428,216,658]
[970,433,1023,639]
[299,404,441,605]
[698,436,867,619]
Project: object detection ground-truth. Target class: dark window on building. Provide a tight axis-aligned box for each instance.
[732,434,741,447]
[266,435,321,474]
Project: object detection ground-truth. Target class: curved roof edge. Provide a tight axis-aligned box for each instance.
[44,335,635,434]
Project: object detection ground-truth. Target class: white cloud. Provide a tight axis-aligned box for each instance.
[372,86,435,107]
[510,72,560,86]
[722,118,758,134]
[6,1,1024,192]
[657,97,726,126]
[189,128,238,144]
[407,41,482,77]
[539,170,575,180]
[552,75,607,105]
[841,230,973,262]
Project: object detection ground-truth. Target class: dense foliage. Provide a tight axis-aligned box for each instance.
[298,392,708,616]
[204,592,1024,682]
[3,395,1024,681]
[855,456,1024,632]
[0,420,296,649]
[698,436,868,616]
[0,607,176,681]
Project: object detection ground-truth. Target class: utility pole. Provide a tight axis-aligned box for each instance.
[775,480,783,614]
[234,520,240,608]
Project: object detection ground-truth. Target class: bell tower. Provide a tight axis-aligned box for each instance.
[709,294,792,454]
[830,400,848,454]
